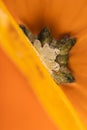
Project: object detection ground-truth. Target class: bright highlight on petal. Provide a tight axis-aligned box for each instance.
[0,0,87,129]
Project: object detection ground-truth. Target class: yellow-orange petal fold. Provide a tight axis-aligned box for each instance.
[0,1,86,130]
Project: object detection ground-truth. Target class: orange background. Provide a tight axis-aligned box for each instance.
[1,0,87,129]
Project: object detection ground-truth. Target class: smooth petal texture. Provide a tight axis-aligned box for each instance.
[0,47,58,130]
[1,0,87,128]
